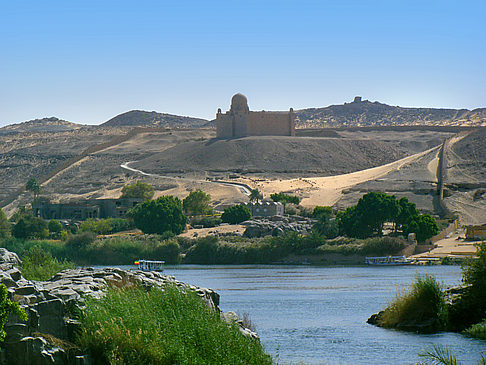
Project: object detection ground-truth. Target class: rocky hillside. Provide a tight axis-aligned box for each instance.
[294,97,486,128]
[0,117,84,135]
[101,110,208,128]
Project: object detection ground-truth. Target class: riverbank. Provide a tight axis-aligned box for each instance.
[0,249,268,364]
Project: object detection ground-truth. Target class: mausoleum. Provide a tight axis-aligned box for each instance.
[216,93,295,138]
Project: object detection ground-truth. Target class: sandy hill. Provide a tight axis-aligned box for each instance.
[294,98,486,128]
[0,117,84,135]
[101,110,208,128]
[132,136,410,178]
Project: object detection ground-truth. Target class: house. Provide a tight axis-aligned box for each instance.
[32,198,144,220]
[245,201,284,217]
[465,224,486,240]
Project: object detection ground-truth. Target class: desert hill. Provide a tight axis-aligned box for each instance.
[294,98,486,128]
[132,136,412,178]
[0,117,84,135]
[101,110,208,128]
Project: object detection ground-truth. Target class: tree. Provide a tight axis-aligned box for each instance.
[312,206,333,220]
[121,181,154,201]
[270,193,300,206]
[183,190,212,216]
[128,196,186,235]
[249,189,263,204]
[12,215,48,239]
[26,177,41,200]
[48,219,63,236]
[406,214,439,243]
[270,193,300,213]
[0,209,10,239]
[221,205,252,224]
[395,197,419,232]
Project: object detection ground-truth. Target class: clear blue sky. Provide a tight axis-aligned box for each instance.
[1,0,485,126]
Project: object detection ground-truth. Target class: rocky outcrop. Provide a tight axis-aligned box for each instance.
[0,249,254,364]
[242,215,315,238]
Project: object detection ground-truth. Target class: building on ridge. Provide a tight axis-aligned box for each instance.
[216,93,295,138]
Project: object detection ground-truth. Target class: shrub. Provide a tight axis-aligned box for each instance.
[378,274,447,333]
[448,243,486,331]
[183,191,213,216]
[463,319,486,340]
[151,239,181,264]
[65,232,96,261]
[21,247,75,281]
[76,285,272,364]
[48,220,63,235]
[12,215,48,239]
[190,216,221,228]
[121,181,154,200]
[128,196,186,235]
[80,219,112,235]
[221,205,251,224]
[0,284,27,342]
[270,192,300,205]
[0,209,10,239]
[313,206,333,220]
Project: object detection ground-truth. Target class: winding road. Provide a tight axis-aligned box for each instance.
[120,161,251,195]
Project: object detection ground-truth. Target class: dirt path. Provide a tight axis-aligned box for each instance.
[249,145,442,207]
[411,228,480,259]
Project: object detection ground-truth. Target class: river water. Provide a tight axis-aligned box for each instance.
[158,264,485,364]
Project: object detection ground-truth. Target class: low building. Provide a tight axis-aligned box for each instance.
[245,201,284,217]
[32,198,144,220]
[465,224,486,240]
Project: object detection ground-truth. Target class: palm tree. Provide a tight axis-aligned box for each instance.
[249,189,262,204]
[26,177,41,201]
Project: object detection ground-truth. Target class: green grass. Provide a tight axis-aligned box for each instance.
[77,285,272,365]
[463,319,486,340]
[378,274,447,332]
[20,246,75,281]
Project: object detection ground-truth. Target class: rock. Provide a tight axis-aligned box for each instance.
[0,248,21,265]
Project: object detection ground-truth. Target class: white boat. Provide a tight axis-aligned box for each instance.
[134,260,165,272]
[364,255,411,265]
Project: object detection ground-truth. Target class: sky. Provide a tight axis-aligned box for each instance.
[1,0,485,126]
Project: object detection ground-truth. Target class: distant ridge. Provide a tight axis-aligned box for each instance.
[0,117,84,135]
[294,97,486,128]
[101,110,208,128]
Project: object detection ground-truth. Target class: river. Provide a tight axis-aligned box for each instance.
[159,264,485,364]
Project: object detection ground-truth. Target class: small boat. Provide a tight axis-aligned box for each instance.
[134,260,165,272]
[364,255,411,265]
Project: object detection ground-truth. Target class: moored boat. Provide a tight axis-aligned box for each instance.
[364,255,411,265]
[134,260,165,272]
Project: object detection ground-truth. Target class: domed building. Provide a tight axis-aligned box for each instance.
[216,93,295,138]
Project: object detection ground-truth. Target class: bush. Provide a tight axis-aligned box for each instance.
[0,209,10,239]
[0,284,27,342]
[121,181,154,200]
[463,319,486,340]
[221,205,251,224]
[65,232,96,261]
[190,216,221,228]
[12,215,48,239]
[378,274,447,333]
[21,247,75,281]
[128,196,186,235]
[183,191,213,216]
[76,285,272,364]
[48,220,63,235]
[448,243,486,331]
[80,219,112,235]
